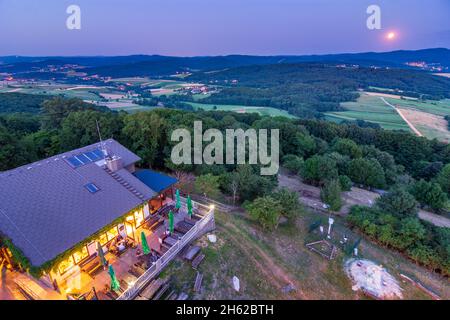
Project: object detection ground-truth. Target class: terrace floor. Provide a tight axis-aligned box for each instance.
[61,201,193,299]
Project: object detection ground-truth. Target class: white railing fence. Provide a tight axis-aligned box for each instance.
[117,201,214,300]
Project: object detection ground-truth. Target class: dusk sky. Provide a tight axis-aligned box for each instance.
[1,0,449,56]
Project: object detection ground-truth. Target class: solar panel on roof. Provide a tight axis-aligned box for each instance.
[92,149,105,159]
[85,183,100,193]
[76,154,91,164]
[67,157,83,168]
[84,151,101,161]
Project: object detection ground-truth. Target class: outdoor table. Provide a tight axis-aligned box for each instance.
[123,273,138,286]
[164,236,177,247]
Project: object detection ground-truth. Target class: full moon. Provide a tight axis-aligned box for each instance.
[386,32,396,40]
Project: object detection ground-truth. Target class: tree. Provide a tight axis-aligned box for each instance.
[347,158,386,189]
[272,188,300,218]
[300,155,338,185]
[415,161,443,180]
[338,175,352,191]
[245,196,281,230]
[320,179,342,211]
[41,97,108,129]
[59,110,124,151]
[332,138,362,158]
[409,179,448,211]
[295,132,316,158]
[232,165,277,202]
[122,111,166,167]
[282,154,303,174]
[173,170,195,195]
[377,223,396,246]
[220,171,241,205]
[437,164,450,196]
[395,217,426,250]
[0,125,27,171]
[194,174,220,199]
[376,188,418,217]
[407,244,438,267]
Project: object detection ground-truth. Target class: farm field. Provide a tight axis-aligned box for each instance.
[383,97,450,117]
[326,92,450,142]
[187,102,297,118]
[325,93,411,131]
[396,107,450,143]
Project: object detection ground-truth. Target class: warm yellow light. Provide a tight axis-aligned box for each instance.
[209,204,215,210]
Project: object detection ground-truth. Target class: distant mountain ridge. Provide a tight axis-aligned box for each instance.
[1,48,449,77]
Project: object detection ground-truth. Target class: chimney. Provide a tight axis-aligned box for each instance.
[105,155,123,172]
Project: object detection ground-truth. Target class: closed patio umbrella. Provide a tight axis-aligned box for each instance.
[187,195,193,217]
[97,241,107,268]
[141,231,150,255]
[175,189,181,210]
[108,265,120,292]
[168,210,174,234]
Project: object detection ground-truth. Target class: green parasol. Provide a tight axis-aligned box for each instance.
[175,189,181,210]
[141,231,150,255]
[97,241,107,268]
[108,265,120,292]
[187,195,193,217]
[168,210,174,233]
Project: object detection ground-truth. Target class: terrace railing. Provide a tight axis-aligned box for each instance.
[116,200,214,300]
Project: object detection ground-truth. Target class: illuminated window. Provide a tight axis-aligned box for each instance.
[134,209,144,227]
[125,223,134,239]
[99,233,108,246]
[106,227,118,241]
[58,256,75,274]
[73,246,89,264]
[126,214,135,223]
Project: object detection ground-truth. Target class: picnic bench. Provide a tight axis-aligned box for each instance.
[166,290,178,300]
[128,264,145,278]
[184,217,197,226]
[138,278,166,300]
[153,283,170,300]
[175,221,193,234]
[194,272,203,292]
[104,288,119,300]
[192,253,205,270]
[183,246,201,261]
[155,245,168,256]
[192,212,204,221]
[144,215,164,231]
[157,204,175,217]
[80,256,103,277]
[163,236,178,247]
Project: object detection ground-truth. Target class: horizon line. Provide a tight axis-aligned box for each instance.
[1,47,449,59]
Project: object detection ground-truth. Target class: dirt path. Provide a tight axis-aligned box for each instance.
[219,221,306,299]
[278,172,450,228]
[380,97,423,137]
[418,210,450,228]
[278,172,377,215]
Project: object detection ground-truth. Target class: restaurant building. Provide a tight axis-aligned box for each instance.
[0,139,177,285]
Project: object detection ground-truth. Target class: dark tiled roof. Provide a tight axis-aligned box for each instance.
[134,169,178,193]
[0,139,154,267]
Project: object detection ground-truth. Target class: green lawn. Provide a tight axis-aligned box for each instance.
[159,209,449,300]
[187,102,297,119]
